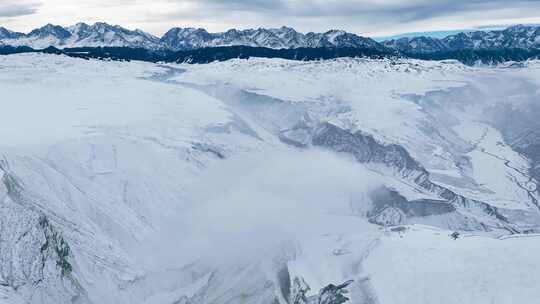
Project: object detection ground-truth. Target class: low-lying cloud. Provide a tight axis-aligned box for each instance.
[136,148,381,269]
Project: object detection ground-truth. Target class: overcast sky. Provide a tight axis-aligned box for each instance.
[1,0,540,37]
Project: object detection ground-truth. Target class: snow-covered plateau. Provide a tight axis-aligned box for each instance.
[1,53,540,304]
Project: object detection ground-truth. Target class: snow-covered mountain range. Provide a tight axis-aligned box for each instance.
[0,23,162,50]
[384,24,540,54]
[2,53,540,304]
[160,27,386,51]
[0,22,385,51]
[2,23,540,54]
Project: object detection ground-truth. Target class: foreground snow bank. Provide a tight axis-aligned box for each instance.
[366,226,540,304]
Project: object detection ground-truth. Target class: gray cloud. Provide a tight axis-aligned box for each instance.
[155,0,540,32]
[257,0,540,21]
[0,0,40,18]
[201,0,285,10]
[3,0,540,38]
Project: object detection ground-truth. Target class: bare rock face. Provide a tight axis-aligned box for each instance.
[290,277,310,304]
[315,280,353,304]
[288,121,512,231]
[288,278,353,304]
[0,163,87,304]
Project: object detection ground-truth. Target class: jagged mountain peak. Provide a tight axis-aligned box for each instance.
[505,24,531,32]
[0,22,161,49]
[68,22,90,31]
[158,26,383,50]
[69,22,153,36]
[28,23,72,39]
[161,27,213,38]
[0,27,24,39]
[324,29,347,35]
[277,25,295,31]
[39,23,63,30]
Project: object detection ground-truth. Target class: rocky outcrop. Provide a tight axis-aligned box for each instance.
[281,122,517,231]
[316,281,353,304]
[368,187,455,225]
[0,161,87,303]
[289,277,310,304]
[287,277,353,304]
[311,123,427,180]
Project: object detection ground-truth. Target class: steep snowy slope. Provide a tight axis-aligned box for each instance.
[1,54,540,304]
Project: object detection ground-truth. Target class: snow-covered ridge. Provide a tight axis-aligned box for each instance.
[2,23,540,55]
[0,22,384,51]
[160,27,385,51]
[384,24,540,53]
[0,22,161,50]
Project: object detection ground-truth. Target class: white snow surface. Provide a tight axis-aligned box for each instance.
[365,226,540,304]
[1,54,540,304]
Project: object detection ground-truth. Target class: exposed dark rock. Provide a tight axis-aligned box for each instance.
[309,122,512,230]
[312,122,426,179]
[369,187,455,217]
[315,280,353,304]
[288,277,353,304]
[290,277,310,304]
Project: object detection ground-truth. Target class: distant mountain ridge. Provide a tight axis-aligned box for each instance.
[0,23,162,49]
[0,22,387,51]
[160,27,386,51]
[384,25,540,54]
[3,23,540,65]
